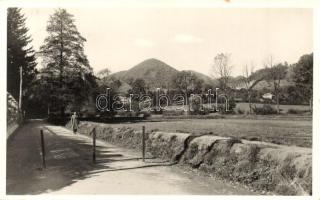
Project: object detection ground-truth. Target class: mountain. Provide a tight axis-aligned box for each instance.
[184,70,217,86]
[99,58,217,89]
[109,70,127,80]
[109,58,179,88]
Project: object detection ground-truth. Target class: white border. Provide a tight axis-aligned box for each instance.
[0,1,319,200]
[0,3,7,198]
[312,6,319,200]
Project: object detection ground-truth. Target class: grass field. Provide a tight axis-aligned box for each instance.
[165,103,310,114]
[105,116,312,148]
[235,103,311,113]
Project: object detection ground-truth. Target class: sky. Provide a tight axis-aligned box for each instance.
[22,8,313,76]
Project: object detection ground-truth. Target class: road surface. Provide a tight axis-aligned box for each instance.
[7,120,255,195]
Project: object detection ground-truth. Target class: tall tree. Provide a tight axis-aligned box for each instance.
[39,8,94,116]
[7,8,37,106]
[293,53,313,111]
[264,56,288,114]
[211,53,233,91]
[172,71,200,112]
[241,64,255,114]
[240,63,269,114]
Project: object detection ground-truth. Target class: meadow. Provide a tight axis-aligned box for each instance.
[106,115,312,148]
[235,102,311,113]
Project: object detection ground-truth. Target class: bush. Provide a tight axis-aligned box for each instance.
[228,98,237,111]
[139,111,152,118]
[163,110,184,116]
[215,97,237,114]
[253,104,278,115]
[200,106,211,115]
[115,111,138,117]
[190,95,202,114]
[190,105,211,115]
[217,104,235,114]
[287,109,308,114]
[236,108,245,114]
[151,107,164,114]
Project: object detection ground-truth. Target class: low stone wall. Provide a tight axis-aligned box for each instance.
[147,132,191,161]
[7,122,19,139]
[66,121,312,195]
[7,92,19,139]
[67,121,144,150]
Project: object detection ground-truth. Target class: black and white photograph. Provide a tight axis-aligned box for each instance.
[4,2,316,197]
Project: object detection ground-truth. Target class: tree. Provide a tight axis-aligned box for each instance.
[97,68,111,78]
[293,53,313,110]
[241,64,254,114]
[39,8,94,116]
[99,76,122,92]
[240,63,269,114]
[172,71,199,112]
[7,8,37,110]
[129,78,147,95]
[211,53,233,91]
[264,56,288,114]
[192,78,204,94]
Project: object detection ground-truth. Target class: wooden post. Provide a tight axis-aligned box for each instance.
[40,130,46,169]
[92,128,96,163]
[142,126,145,162]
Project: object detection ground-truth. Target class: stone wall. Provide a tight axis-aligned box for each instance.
[7,92,19,139]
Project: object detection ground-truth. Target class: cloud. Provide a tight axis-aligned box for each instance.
[173,34,204,44]
[133,38,156,47]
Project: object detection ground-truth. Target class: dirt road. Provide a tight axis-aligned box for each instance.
[7,120,255,195]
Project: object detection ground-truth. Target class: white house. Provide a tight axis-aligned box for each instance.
[262,93,274,100]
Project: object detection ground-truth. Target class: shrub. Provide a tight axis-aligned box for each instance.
[215,97,236,114]
[253,104,277,115]
[139,111,152,118]
[200,106,211,115]
[190,96,203,115]
[236,108,245,114]
[190,106,211,115]
[228,98,237,111]
[151,107,164,114]
[115,111,139,117]
[217,104,235,114]
[162,110,184,116]
[287,109,308,114]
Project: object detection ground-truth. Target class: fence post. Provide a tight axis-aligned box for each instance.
[92,128,96,164]
[40,129,46,169]
[142,126,145,162]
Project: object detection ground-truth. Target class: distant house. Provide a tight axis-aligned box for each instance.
[262,93,274,100]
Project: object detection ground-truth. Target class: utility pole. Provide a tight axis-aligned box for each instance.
[19,66,23,122]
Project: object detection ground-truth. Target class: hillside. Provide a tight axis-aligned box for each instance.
[98,58,217,89]
[109,70,128,80]
[184,70,217,86]
[109,58,179,88]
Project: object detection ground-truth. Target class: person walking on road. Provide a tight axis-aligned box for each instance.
[71,112,78,134]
